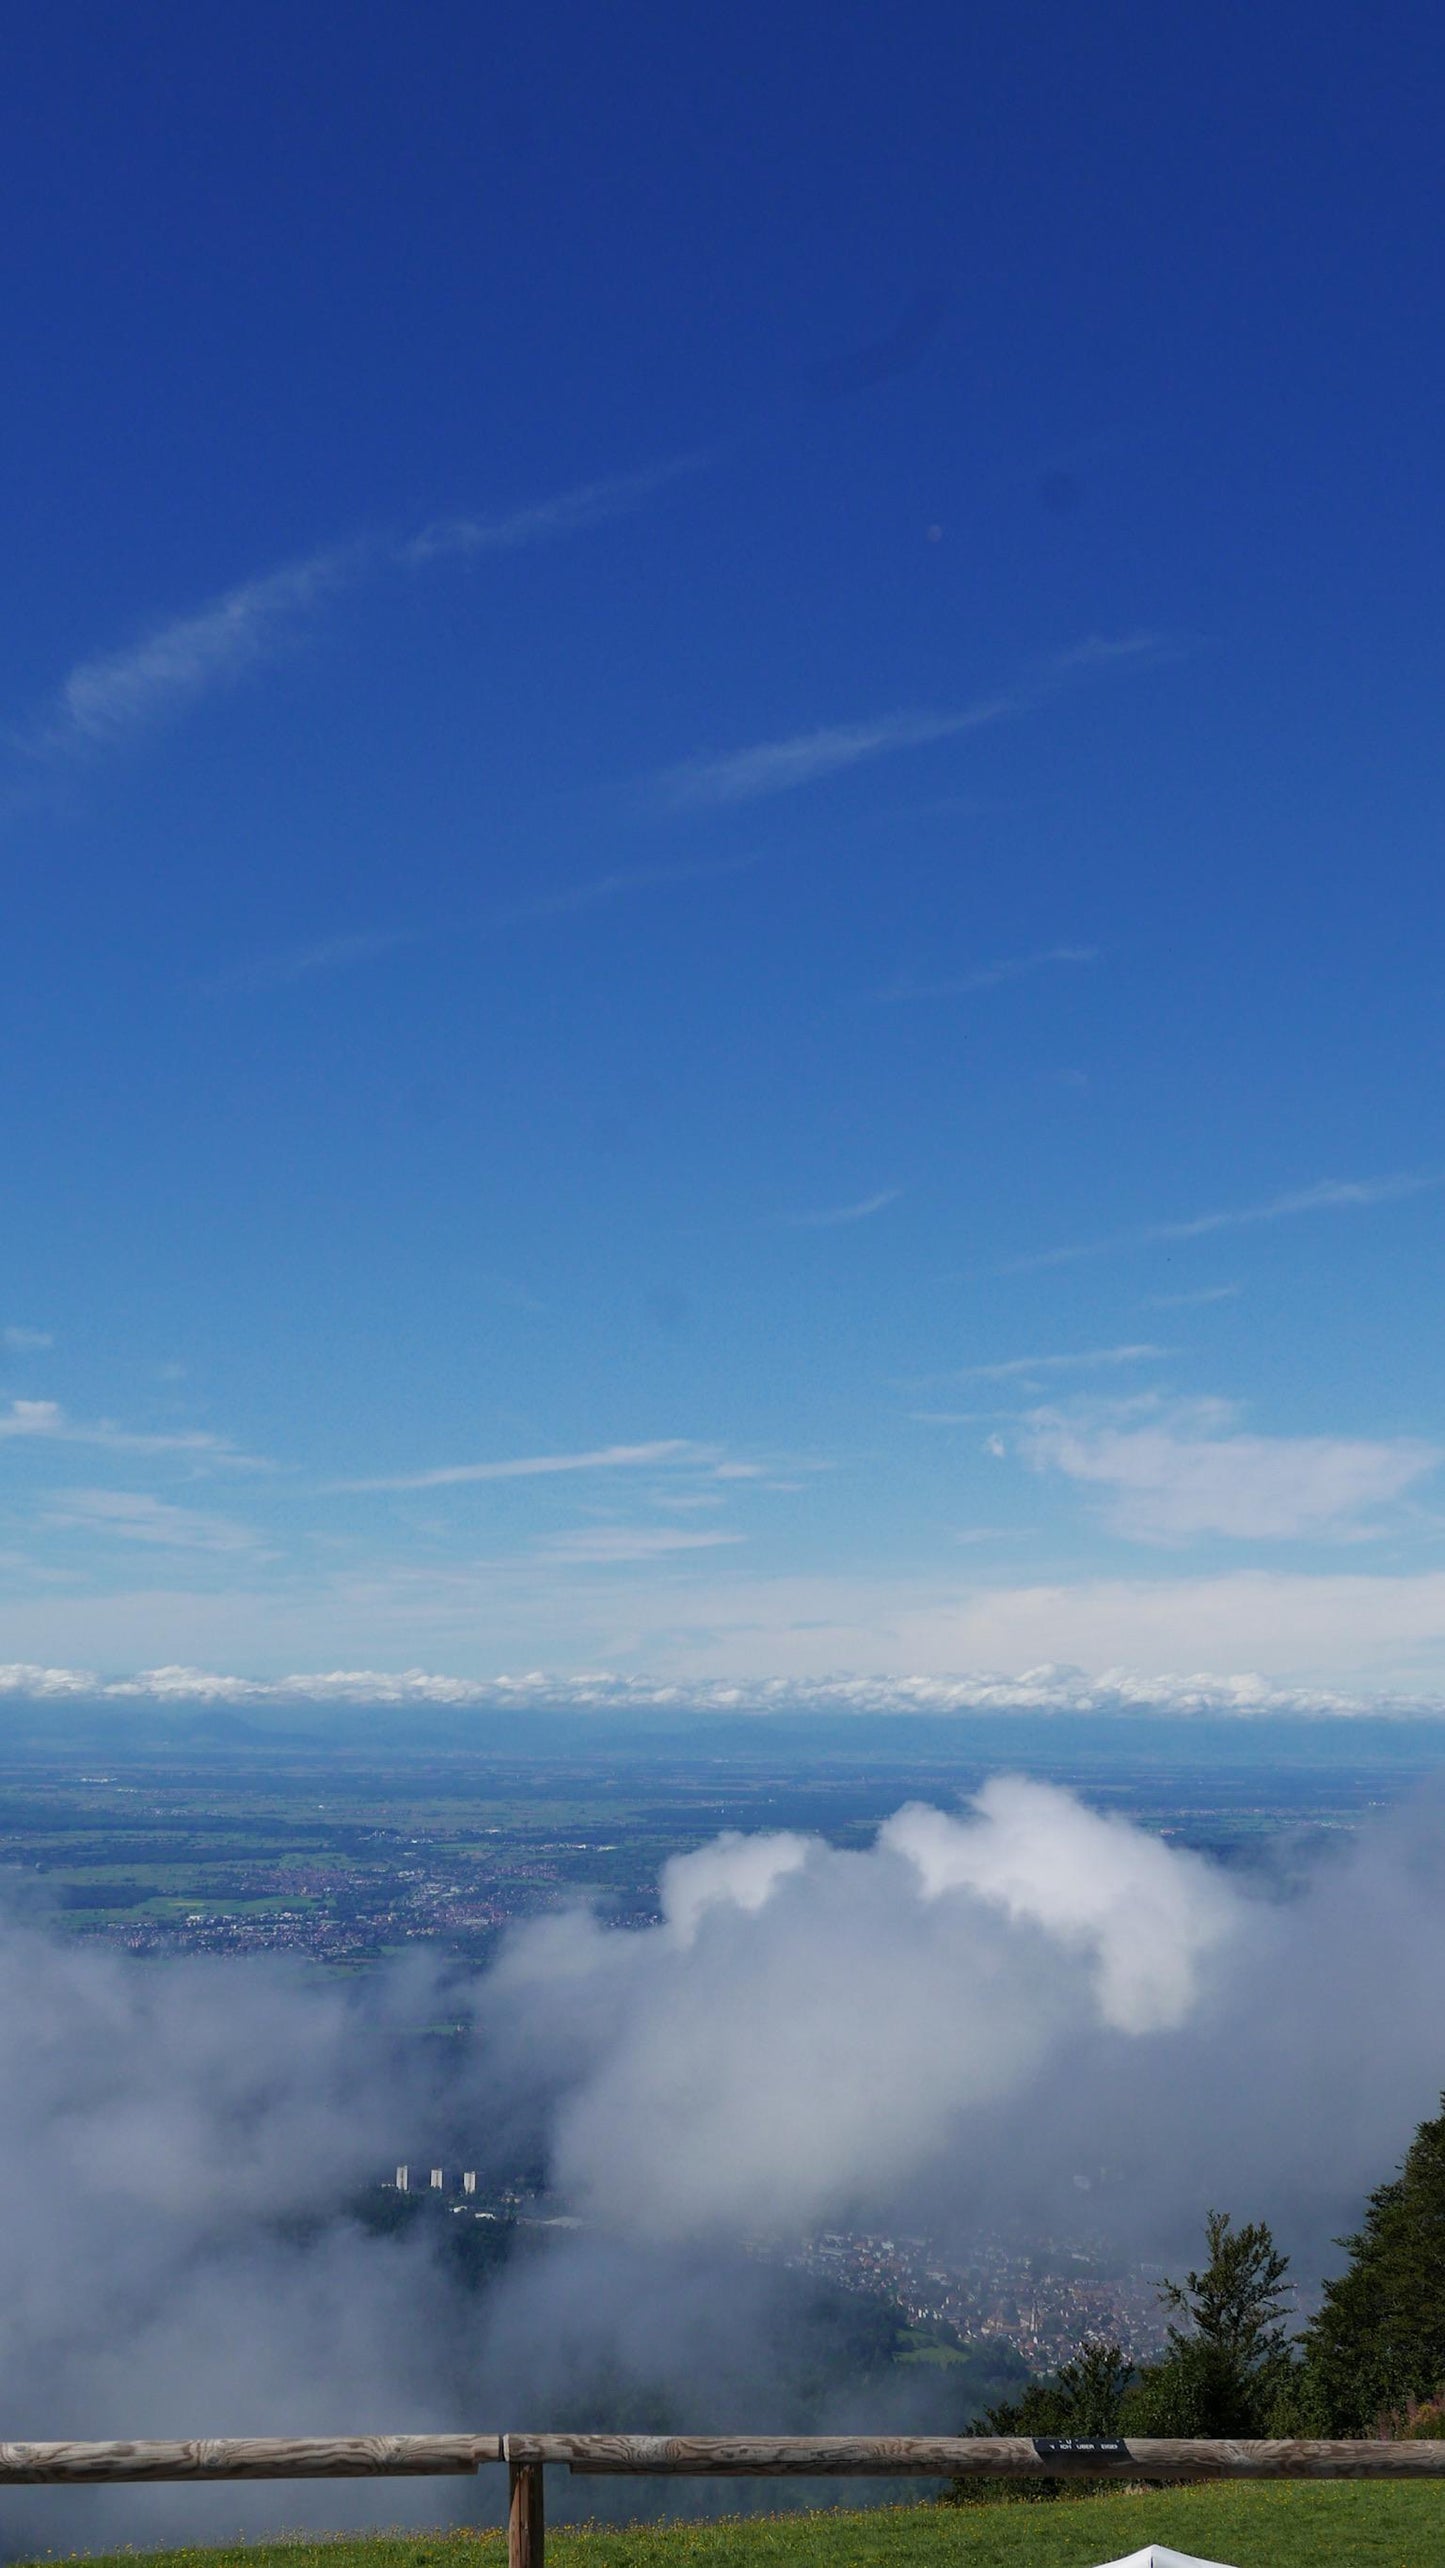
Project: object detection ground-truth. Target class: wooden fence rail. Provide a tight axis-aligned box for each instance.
[504,2433,1445,2478]
[0,2438,499,2483]
[3,2435,1443,2568]
[497,2437,1445,2568]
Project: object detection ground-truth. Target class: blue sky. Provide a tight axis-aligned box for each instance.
[5,1,1445,1694]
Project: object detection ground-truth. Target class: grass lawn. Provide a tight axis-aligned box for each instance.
[25,2486,1445,2568]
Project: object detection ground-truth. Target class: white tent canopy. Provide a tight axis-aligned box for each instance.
[1095,2550,1239,2568]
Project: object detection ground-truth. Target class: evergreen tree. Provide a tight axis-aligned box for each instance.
[980,2336,1135,2437]
[957,2340,1134,2505]
[1125,2209,1296,2434]
[1297,2094,1445,2431]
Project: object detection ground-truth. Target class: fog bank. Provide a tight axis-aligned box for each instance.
[4,1773,1445,2550]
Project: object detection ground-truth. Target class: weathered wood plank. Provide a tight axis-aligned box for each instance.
[5,2432,1445,2484]
[1122,2439,1445,2479]
[507,2436,1011,2476]
[508,2456,545,2568]
[0,2436,501,2484]
[505,2433,1445,2480]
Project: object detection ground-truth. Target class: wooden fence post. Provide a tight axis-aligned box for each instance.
[508,2456,544,2568]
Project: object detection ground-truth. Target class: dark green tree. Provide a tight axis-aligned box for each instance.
[1296,2095,1445,2431]
[955,2339,1135,2504]
[980,2336,1135,2437]
[1125,2210,1296,2434]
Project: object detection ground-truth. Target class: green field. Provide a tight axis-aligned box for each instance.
[5,1708,1430,1967]
[27,2488,1445,2568]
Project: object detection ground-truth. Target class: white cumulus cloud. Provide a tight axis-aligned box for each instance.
[481,1773,1445,2247]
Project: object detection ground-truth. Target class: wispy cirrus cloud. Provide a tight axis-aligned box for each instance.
[805,286,951,400]
[1143,1283,1242,1310]
[1017,1395,1439,1542]
[394,455,708,566]
[42,1489,262,1554]
[943,1342,1167,1386]
[660,700,1017,809]
[533,1526,745,1565]
[875,944,1099,1004]
[210,854,761,1000]
[330,1438,698,1495]
[35,456,703,756]
[2,1326,53,1352]
[785,1188,903,1229]
[44,546,358,749]
[494,849,763,928]
[908,1411,1008,1426]
[0,1398,265,1466]
[208,929,421,996]
[653,633,1166,810]
[1008,1171,1445,1272]
[1152,1174,1443,1241]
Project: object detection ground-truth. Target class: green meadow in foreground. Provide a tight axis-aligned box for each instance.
[26,2486,1445,2568]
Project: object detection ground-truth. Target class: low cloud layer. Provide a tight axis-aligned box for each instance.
[3,1662,1442,1716]
[484,1783,1235,2238]
[482,1777,1445,2252]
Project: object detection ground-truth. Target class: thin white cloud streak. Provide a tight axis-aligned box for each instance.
[37,457,703,755]
[0,1399,264,1466]
[1010,1172,1445,1272]
[42,1490,262,1555]
[654,634,1166,810]
[211,854,762,1001]
[46,545,361,748]
[785,1189,902,1229]
[494,850,763,928]
[909,1410,1013,1425]
[948,1343,1166,1385]
[331,1438,698,1494]
[534,1527,745,1565]
[210,929,421,995]
[2,1327,53,1352]
[662,699,1021,809]
[1021,1397,1440,1541]
[1143,1284,1241,1310]
[875,944,1099,1004]
[395,452,709,565]
[1158,1174,1444,1240]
